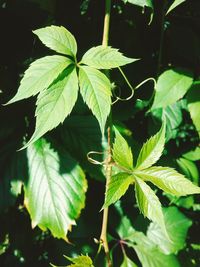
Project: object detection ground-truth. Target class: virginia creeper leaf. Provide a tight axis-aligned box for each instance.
[135,177,168,238]
[133,243,180,267]
[183,147,200,161]
[147,207,192,254]
[25,138,87,240]
[113,129,133,170]
[151,69,193,110]
[136,166,200,196]
[176,157,199,184]
[121,255,138,267]
[187,84,200,137]
[81,46,137,69]
[23,67,79,148]
[6,56,72,104]
[166,0,186,15]
[103,173,134,208]
[79,66,111,134]
[123,0,153,9]
[64,255,94,267]
[135,122,165,170]
[33,25,77,57]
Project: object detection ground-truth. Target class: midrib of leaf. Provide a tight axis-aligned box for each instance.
[82,72,104,126]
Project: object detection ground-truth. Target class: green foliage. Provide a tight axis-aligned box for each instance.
[147,207,192,254]
[151,69,193,110]
[51,255,94,267]
[25,138,87,239]
[166,0,186,15]
[81,46,137,69]
[33,25,77,57]
[79,66,111,134]
[1,1,200,267]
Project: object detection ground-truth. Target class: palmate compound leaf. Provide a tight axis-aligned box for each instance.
[113,128,134,170]
[103,173,134,208]
[81,45,138,69]
[135,121,166,170]
[33,25,77,57]
[79,66,111,134]
[147,206,192,254]
[25,138,87,240]
[134,177,168,238]
[6,56,72,104]
[135,166,200,196]
[23,66,79,148]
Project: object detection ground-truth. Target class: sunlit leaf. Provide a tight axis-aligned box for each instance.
[23,67,79,147]
[103,173,134,208]
[166,0,186,15]
[152,69,193,110]
[121,255,138,267]
[81,46,137,69]
[25,139,87,239]
[135,177,168,237]
[6,56,72,104]
[113,129,133,170]
[33,25,77,57]
[79,66,111,134]
[135,122,165,170]
[136,166,200,196]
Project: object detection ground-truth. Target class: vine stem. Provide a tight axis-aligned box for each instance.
[99,0,113,267]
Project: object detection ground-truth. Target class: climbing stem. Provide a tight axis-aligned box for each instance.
[99,0,113,266]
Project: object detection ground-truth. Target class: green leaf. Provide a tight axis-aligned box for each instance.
[33,25,77,57]
[133,243,180,267]
[81,46,137,69]
[147,207,192,254]
[6,56,72,104]
[117,216,136,240]
[23,67,79,148]
[176,158,199,184]
[166,0,186,15]
[136,166,200,196]
[113,129,133,170]
[187,84,200,137]
[103,173,134,208]
[135,177,168,237]
[64,255,94,267]
[25,139,87,240]
[121,255,138,267]
[135,122,166,170]
[183,147,200,161]
[124,0,153,9]
[151,69,193,110]
[79,66,111,134]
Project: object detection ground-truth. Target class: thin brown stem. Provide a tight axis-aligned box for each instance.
[99,1,112,266]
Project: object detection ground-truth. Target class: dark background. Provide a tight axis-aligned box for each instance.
[0,0,200,266]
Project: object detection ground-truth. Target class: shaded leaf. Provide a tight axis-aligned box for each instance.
[113,129,133,170]
[136,166,200,196]
[176,158,199,184]
[103,173,134,208]
[79,66,111,134]
[152,69,193,110]
[135,177,167,237]
[81,46,137,69]
[25,139,87,239]
[124,0,153,9]
[6,56,72,104]
[147,207,192,254]
[183,147,200,161]
[24,67,79,147]
[33,25,77,57]
[135,122,165,170]
[187,85,200,137]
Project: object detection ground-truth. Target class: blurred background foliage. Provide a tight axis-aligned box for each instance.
[0,0,200,266]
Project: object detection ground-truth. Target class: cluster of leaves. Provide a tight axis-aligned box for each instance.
[1,0,200,267]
